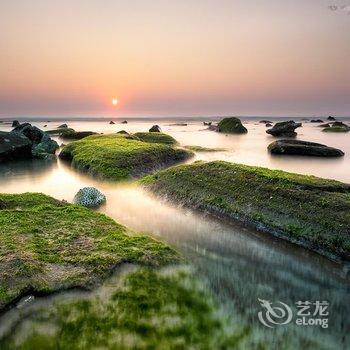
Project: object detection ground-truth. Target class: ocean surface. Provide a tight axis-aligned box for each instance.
[0,117,349,348]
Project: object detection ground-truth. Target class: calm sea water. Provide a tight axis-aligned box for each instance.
[0,118,349,348]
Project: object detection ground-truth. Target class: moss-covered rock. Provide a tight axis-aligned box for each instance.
[0,267,249,349]
[217,117,247,134]
[322,126,349,133]
[60,131,98,140]
[142,161,350,262]
[45,128,76,136]
[184,145,226,152]
[0,193,180,311]
[133,132,178,145]
[59,134,193,181]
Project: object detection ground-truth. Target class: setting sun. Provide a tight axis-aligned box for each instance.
[112,98,118,106]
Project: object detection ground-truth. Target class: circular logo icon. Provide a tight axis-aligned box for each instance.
[258,298,293,328]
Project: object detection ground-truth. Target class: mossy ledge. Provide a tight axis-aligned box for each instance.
[59,134,193,181]
[0,267,250,349]
[0,193,180,312]
[133,132,178,145]
[142,161,350,263]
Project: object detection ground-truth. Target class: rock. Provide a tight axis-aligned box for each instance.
[12,123,44,144]
[268,139,344,157]
[310,119,323,123]
[217,117,247,134]
[323,124,350,133]
[109,121,115,125]
[266,120,302,137]
[318,123,331,128]
[327,116,336,121]
[32,134,59,156]
[207,124,218,131]
[259,120,272,124]
[265,123,273,127]
[149,125,161,132]
[60,131,98,140]
[12,120,20,127]
[121,120,128,124]
[73,187,106,208]
[203,122,212,126]
[10,123,59,159]
[58,124,68,128]
[332,121,348,128]
[117,130,129,135]
[43,125,47,127]
[0,131,32,162]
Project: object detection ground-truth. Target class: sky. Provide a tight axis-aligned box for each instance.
[0,0,349,118]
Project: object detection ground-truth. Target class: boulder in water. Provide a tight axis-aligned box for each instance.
[73,187,106,208]
[149,125,161,132]
[217,117,247,134]
[0,131,32,162]
[12,120,20,127]
[327,116,336,121]
[310,119,324,123]
[268,139,344,157]
[58,124,68,129]
[266,120,302,137]
[121,120,128,124]
[12,123,44,144]
[32,134,59,157]
[109,121,115,125]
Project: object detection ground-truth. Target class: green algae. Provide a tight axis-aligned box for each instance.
[133,132,178,145]
[0,193,180,310]
[142,161,350,261]
[59,134,193,181]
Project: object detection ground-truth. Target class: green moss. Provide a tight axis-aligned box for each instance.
[59,134,193,181]
[133,132,178,145]
[184,145,226,152]
[142,161,350,261]
[217,117,248,134]
[61,131,98,140]
[322,126,349,132]
[0,267,249,349]
[0,193,180,310]
[45,128,76,136]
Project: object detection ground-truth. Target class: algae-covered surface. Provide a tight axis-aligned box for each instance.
[59,134,192,181]
[0,266,250,349]
[217,117,248,134]
[184,145,226,152]
[0,193,180,311]
[133,132,178,145]
[142,161,350,261]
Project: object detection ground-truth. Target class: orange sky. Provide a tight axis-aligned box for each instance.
[0,0,349,117]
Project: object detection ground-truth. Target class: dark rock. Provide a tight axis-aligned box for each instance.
[310,119,324,123]
[259,120,272,124]
[121,120,128,124]
[12,120,20,127]
[265,123,273,127]
[74,187,106,208]
[32,134,59,156]
[12,124,44,144]
[318,123,331,128]
[149,125,161,132]
[327,116,336,121]
[203,122,212,126]
[268,139,344,157]
[332,121,348,128]
[58,124,68,128]
[109,121,115,125]
[117,130,129,135]
[0,131,32,162]
[43,125,47,127]
[61,131,98,140]
[217,117,247,134]
[266,120,302,137]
